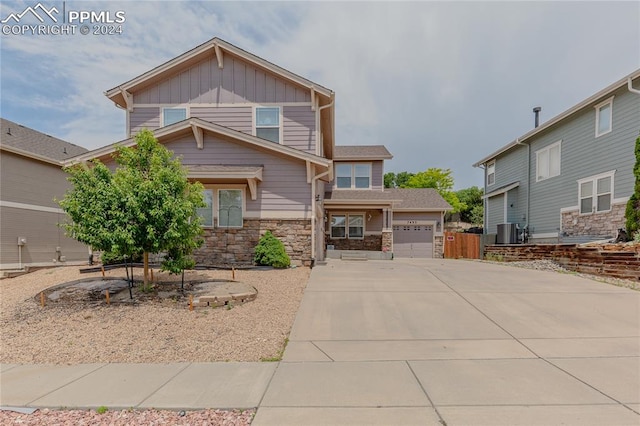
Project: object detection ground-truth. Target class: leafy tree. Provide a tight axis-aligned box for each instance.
[254,231,291,268]
[384,171,414,188]
[626,135,640,238]
[402,168,465,213]
[60,129,205,284]
[456,186,484,225]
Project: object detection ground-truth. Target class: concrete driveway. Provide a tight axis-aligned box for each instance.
[253,258,640,425]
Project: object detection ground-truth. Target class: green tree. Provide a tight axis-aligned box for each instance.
[60,130,205,284]
[384,171,415,188]
[403,168,465,213]
[625,135,640,238]
[456,186,484,224]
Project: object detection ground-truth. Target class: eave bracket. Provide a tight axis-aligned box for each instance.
[191,123,204,149]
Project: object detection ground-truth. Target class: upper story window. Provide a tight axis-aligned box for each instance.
[335,163,371,189]
[256,107,280,143]
[162,107,187,126]
[486,161,495,186]
[578,171,614,214]
[536,141,561,182]
[595,96,613,137]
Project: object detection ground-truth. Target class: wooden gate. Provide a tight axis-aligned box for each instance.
[444,232,480,259]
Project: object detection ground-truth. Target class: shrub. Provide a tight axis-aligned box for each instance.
[625,135,640,239]
[254,231,291,268]
[100,251,142,265]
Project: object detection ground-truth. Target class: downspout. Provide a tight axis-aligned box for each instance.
[311,167,331,265]
[515,137,530,237]
[628,77,640,95]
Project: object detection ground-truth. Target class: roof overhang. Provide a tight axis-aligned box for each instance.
[0,144,62,167]
[104,37,334,110]
[483,181,520,199]
[63,118,331,173]
[473,68,640,167]
[187,165,263,200]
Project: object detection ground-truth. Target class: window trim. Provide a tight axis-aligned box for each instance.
[535,140,562,182]
[254,106,282,144]
[594,96,614,137]
[486,161,495,187]
[333,163,372,190]
[577,170,615,215]
[329,213,365,239]
[161,106,189,127]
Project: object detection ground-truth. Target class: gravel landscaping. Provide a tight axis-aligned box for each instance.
[1,265,309,425]
[0,265,309,364]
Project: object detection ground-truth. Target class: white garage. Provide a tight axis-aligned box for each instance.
[392,224,434,258]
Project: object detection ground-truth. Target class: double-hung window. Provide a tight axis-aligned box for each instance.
[487,162,495,186]
[536,141,561,181]
[330,213,364,239]
[162,107,187,126]
[595,97,613,137]
[578,172,614,214]
[256,107,280,143]
[335,163,371,189]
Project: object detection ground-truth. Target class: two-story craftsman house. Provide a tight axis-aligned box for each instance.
[66,37,451,264]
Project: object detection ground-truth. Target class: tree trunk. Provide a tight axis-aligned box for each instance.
[143,252,149,285]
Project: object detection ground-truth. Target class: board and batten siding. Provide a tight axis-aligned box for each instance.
[527,85,638,236]
[133,54,312,105]
[163,134,311,214]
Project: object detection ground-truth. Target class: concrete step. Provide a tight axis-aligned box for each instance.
[0,269,29,279]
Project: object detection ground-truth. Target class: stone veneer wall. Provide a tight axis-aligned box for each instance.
[328,235,382,251]
[561,203,626,237]
[194,219,312,266]
[382,230,392,252]
[434,235,444,258]
[484,244,640,281]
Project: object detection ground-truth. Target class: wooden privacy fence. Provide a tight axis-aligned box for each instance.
[444,232,480,259]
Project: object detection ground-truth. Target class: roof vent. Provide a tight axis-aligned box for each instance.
[6,127,11,135]
[63,147,67,155]
[533,107,542,128]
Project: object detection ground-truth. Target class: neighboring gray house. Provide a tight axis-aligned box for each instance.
[473,69,640,242]
[0,118,89,269]
[66,37,451,264]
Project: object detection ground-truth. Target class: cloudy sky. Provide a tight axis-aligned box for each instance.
[1,0,638,189]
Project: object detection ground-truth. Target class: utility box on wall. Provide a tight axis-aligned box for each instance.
[17,237,27,246]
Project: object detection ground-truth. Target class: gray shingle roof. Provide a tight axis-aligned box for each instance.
[1,118,87,162]
[333,145,393,160]
[324,188,452,210]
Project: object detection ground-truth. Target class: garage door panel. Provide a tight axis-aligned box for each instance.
[393,225,433,258]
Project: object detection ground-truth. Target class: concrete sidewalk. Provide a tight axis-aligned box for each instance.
[2,259,639,425]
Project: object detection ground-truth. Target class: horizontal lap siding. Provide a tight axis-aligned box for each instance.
[130,107,160,134]
[487,194,504,235]
[528,87,638,235]
[134,55,311,105]
[191,106,252,134]
[0,207,88,266]
[164,135,310,212]
[283,106,315,153]
[393,212,440,221]
[0,152,70,208]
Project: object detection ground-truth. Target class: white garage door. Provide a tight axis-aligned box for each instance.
[393,225,433,258]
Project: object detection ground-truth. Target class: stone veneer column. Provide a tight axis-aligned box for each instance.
[434,235,444,258]
[382,230,393,253]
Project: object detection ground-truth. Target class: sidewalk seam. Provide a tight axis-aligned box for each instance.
[26,363,108,406]
[405,360,447,425]
[135,362,193,408]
